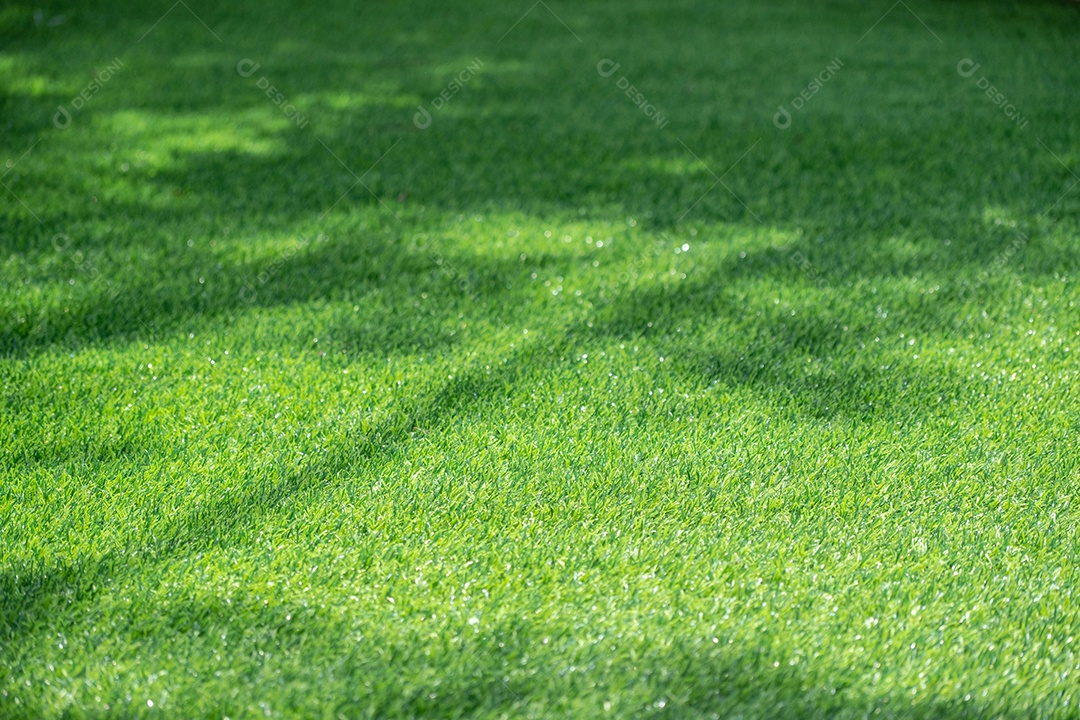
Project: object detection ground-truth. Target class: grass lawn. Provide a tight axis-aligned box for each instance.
[2,0,1080,717]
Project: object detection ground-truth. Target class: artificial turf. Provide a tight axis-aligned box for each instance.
[2,0,1080,717]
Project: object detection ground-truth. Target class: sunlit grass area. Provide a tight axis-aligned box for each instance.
[2,0,1080,717]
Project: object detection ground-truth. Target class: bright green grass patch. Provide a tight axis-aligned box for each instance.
[2,0,1080,717]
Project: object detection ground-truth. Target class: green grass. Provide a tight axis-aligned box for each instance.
[2,0,1080,717]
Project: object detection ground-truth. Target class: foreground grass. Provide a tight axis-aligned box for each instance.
[2,0,1080,717]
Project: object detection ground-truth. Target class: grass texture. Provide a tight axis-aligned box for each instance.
[2,0,1080,717]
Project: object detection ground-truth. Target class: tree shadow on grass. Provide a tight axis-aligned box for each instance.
[3,100,1076,358]
[0,334,546,640]
[0,191,1061,720]
[138,597,1001,719]
[2,3,1079,715]
[588,243,978,420]
[1,100,1069,670]
[0,252,976,642]
[2,554,1014,718]
[3,0,1079,362]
